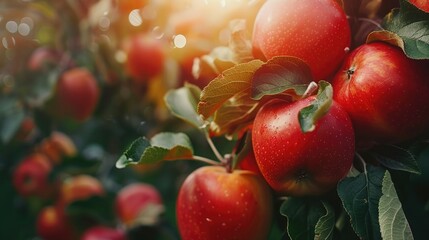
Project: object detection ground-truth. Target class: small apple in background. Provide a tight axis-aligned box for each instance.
[12,154,53,199]
[13,117,36,142]
[252,0,351,80]
[58,175,104,208]
[176,166,273,240]
[81,226,126,240]
[27,47,59,71]
[36,206,75,240]
[252,98,355,196]
[54,67,100,122]
[36,131,77,165]
[332,42,429,145]
[124,34,165,84]
[115,183,163,227]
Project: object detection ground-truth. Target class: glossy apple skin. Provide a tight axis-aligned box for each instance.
[36,206,74,240]
[252,98,355,196]
[115,183,163,226]
[332,42,429,145]
[177,166,273,240]
[56,68,100,122]
[252,0,351,81]
[12,154,52,198]
[409,0,429,12]
[125,34,165,83]
[238,149,263,176]
[81,226,126,240]
[58,175,104,208]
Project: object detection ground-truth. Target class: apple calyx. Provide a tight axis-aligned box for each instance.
[346,67,356,80]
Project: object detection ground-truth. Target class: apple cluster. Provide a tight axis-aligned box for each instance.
[174,0,429,239]
[250,0,429,197]
[12,131,164,240]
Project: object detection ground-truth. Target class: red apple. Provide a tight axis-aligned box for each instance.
[252,0,351,80]
[115,183,163,227]
[55,67,100,122]
[12,154,53,198]
[238,148,262,176]
[58,175,104,208]
[37,131,77,165]
[36,206,75,240]
[252,97,355,196]
[332,42,429,145]
[27,47,59,71]
[125,34,165,84]
[176,166,273,240]
[81,226,126,240]
[409,0,429,12]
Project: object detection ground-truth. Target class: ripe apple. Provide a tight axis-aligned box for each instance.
[125,34,165,84]
[37,131,77,165]
[332,42,429,145]
[252,97,355,196]
[36,206,75,240]
[176,166,273,240]
[58,175,104,208]
[238,148,262,176]
[54,67,100,122]
[409,0,429,12]
[115,183,163,227]
[252,0,351,80]
[27,47,59,71]
[81,226,126,240]
[12,154,52,198]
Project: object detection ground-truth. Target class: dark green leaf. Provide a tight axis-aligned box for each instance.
[280,198,334,240]
[337,165,385,240]
[0,98,25,143]
[381,0,429,59]
[251,56,313,100]
[165,84,205,128]
[379,171,414,240]
[315,201,335,240]
[67,195,115,227]
[370,145,421,174]
[298,81,333,133]
[116,133,193,169]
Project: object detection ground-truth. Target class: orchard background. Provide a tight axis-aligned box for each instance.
[0,0,429,240]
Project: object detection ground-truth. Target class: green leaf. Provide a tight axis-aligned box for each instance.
[315,201,335,240]
[116,133,193,169]
[0,98,25,143]
[337,165,385,240]
[369,145,421,174]
[280,198,334,240]
[165,84,205,128]
[381,0,429,59]
[379,171,414,240]
[251,56,313,100]
[298,81,333,133]
[67,195,115,227]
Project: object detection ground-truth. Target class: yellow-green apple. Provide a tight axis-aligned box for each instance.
[12,154,53,198]
[115,183,163,227]
[54,67,100,122]
[125,34,165,84]
[176,166,273,240]
[81,226,126,240]
[252,98,355,196]
[332,42,429,145]
[252,0,351,80]
[36,206,75,240]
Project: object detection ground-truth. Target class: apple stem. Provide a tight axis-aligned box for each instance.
[223,154,233,173]
[301,81,318,99]
[357,18,383,30]
[204,130,224,162]
[355,152,368,175]
[192,155,222,166]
